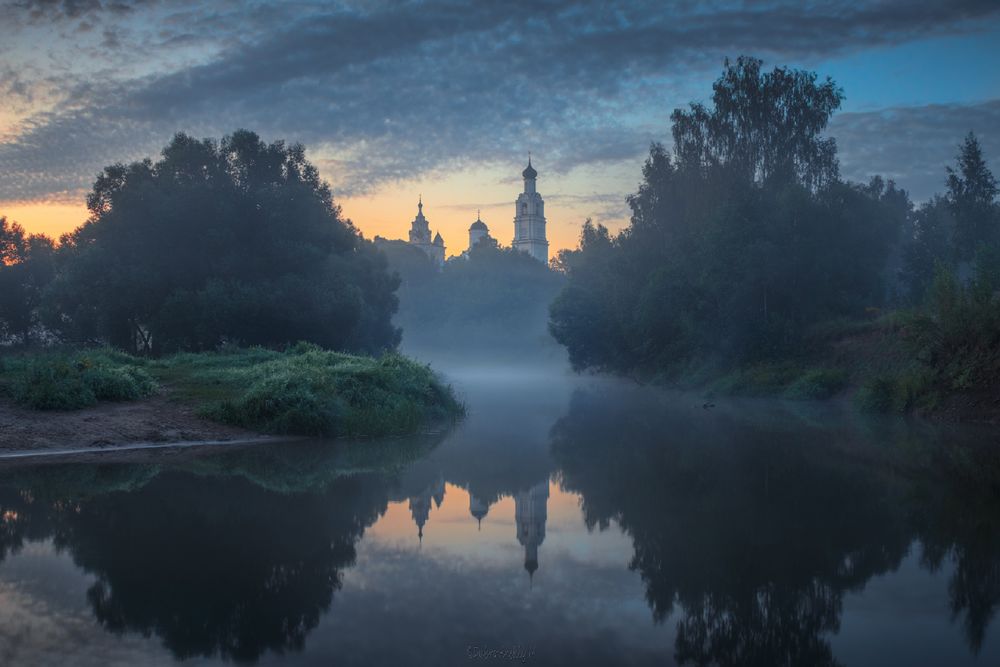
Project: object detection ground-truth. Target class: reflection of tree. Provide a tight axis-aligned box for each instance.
[912,476,1000,653]
[551,387,1000,666]
[0,461,394,663]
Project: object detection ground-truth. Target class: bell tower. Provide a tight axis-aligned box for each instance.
[512,156,549,264]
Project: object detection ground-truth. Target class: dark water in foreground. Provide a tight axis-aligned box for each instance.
[1,365,1000,666]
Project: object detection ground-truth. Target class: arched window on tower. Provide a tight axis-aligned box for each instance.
[521,203,528,215]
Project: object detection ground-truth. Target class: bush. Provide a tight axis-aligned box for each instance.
[785,368,848,400]
[159,346,463,437]
[11,358,97,410]
[4,350,157,410]
[711,362,803,396]
[855,375,897,413]
[83,365,157,402]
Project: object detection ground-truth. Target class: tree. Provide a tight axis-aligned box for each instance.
[42,130,400,354]
[0,217,56,344]
[549,57,904,374]
[900,197,954,303]
[947,132,998,261]
[670,55,843,190]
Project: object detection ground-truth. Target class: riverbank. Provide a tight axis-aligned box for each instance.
[0,345,463,452]
[666,314,1000,424]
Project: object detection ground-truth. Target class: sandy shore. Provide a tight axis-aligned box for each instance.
[0,394,263,455]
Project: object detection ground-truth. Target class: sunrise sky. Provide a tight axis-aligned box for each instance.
[2,0,999,257]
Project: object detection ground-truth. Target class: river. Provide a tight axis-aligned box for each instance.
[0,361,998,666]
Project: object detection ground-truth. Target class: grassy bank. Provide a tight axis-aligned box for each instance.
[672,307,998,421]
[0,344,463,437]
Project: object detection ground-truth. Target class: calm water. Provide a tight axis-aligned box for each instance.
[1,363,1000,666]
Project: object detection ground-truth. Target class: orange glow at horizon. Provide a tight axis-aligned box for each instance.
[2,163,632,256]
[0,202,89,239]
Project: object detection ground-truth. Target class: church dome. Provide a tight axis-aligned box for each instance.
[469,211,488,232]
[522,157,537,180]
[433,232,444,246]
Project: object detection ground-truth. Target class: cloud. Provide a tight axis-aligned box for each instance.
[1,0,999,202]
[831,99,1000,201]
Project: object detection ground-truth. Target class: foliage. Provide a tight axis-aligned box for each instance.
[899,132,999,302]
[150,345,463,436]
[783,368,848,400]
[947,133,999,262]
[899,197,954,303]
[550,57,906,376]
[1,345,463,435]
[0,216,56,344]
[0,349,157,410]
[903,262,1000,392]
[39,130,400,354]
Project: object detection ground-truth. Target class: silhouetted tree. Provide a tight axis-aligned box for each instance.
[550,58,906,373]
[41,130,400,354]
[948,133,999,262]
[0,216,56,344]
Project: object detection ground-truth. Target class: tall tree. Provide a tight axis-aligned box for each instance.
[550,58,904,374]
[670,56,843,189]
[947,132,998,261]
[0,217,56,344]
[43,130,400,354]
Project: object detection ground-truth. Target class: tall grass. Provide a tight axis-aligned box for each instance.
[0,343,463,437]
[149,344,463,436]
[0,349,157,409]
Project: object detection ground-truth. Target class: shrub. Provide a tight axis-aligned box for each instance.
[172,347,462,437]
[855,375,897,413]
[4,350,157,410]
[785,368,848,400]
[83,365,157,402]
[11,358,97,410]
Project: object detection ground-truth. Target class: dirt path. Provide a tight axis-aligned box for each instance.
[0,393,262,454]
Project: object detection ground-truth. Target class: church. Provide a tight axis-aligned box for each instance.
[400,158,549,265]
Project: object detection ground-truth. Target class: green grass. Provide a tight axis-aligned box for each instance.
[154,345,463,436]
[854,367,940,414]
[0,344,464,437]
[0,349,157,410]
[706,362,849,401]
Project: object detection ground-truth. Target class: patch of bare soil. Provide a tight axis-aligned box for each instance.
[0,393,261,454]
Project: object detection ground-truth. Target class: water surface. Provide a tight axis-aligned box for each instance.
[1,364,999,666]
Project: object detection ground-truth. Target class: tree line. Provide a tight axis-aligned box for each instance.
[1,130,400,354]
[550,56,999,384]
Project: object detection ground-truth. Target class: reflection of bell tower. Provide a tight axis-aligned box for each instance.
[514,481,549,580]
[469,493,490,530]
[409,476,446,544]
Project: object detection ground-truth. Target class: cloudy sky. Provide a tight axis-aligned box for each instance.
[1,0,999,256]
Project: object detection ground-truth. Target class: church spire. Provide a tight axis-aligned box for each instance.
[522,154,537,180]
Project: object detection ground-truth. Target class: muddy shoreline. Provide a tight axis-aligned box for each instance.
[0,394,267,456]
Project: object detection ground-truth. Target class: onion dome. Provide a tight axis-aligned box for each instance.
[522,155,537,180]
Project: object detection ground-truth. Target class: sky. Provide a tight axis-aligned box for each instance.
[1,0,999,258]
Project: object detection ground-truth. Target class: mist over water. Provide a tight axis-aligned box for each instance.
[1,356,999,666]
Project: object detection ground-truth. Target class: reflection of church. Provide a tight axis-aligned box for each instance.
[408,476,446,544]
[514,482,549,579]
[405,478,551,579]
